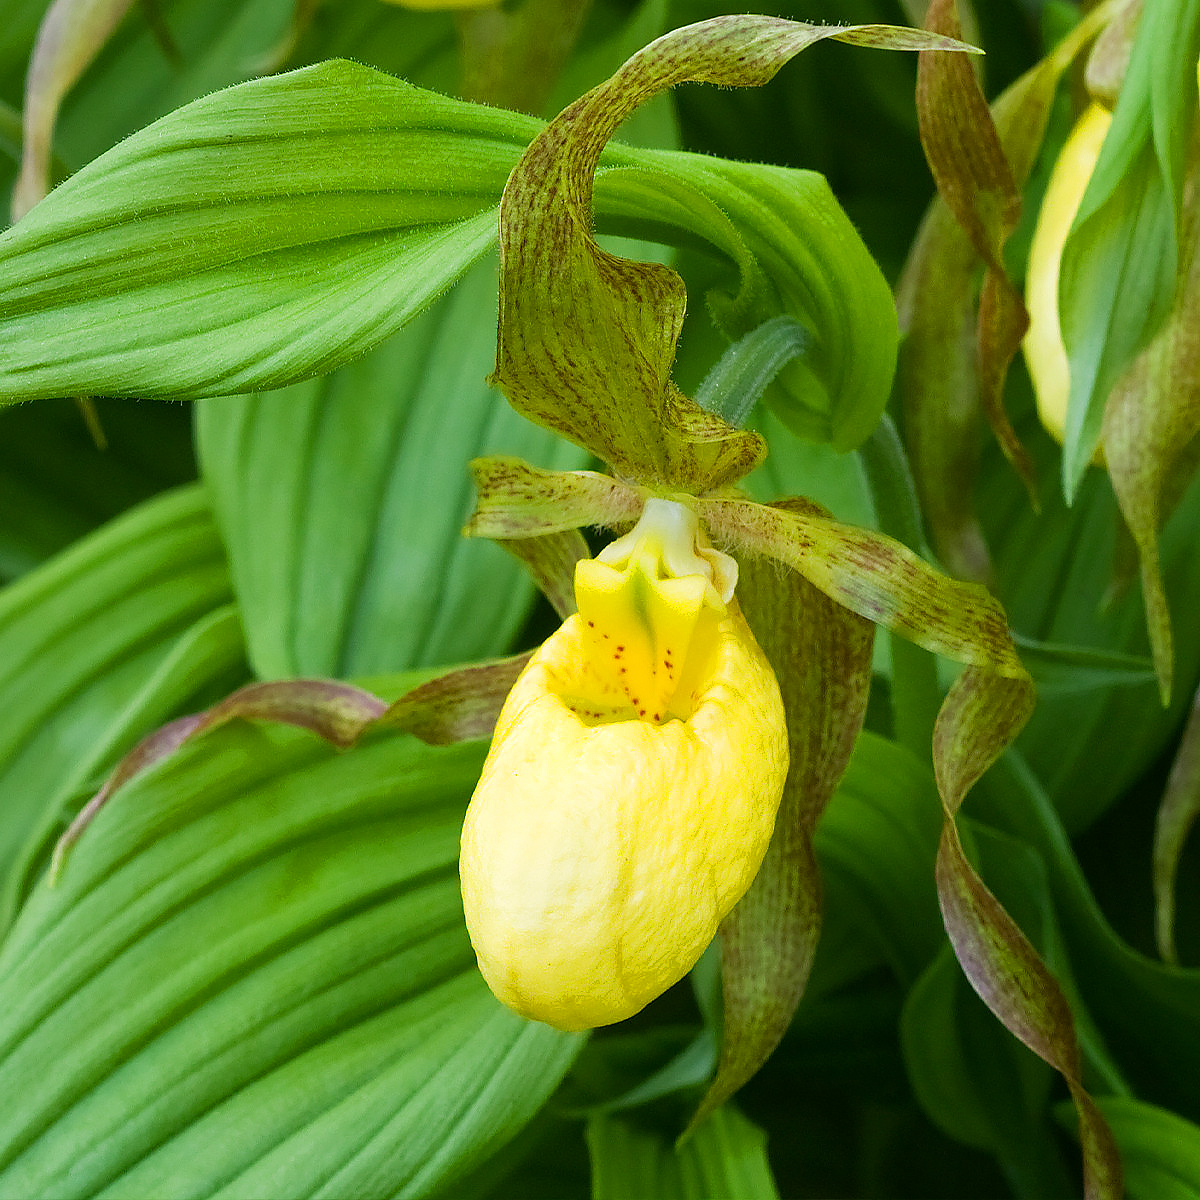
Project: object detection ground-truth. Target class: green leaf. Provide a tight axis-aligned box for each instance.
[588,1106,779,1200]
[977,752,1200,1127]
[1,38,911,451]
[692,315,810,430]
[741,408,876,530]
[1058,0,1200,495]
[0,720,582,1197]
[1091,1096,1200,1200]
[0,59,535,404]
[984,445,1200,831]
[0,484,239,925]
[196,258,587,681]
[1012,634,1158,694]
[902,946,1070,1197]
[816,732,947,986]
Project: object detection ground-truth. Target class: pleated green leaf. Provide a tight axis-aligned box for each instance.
[0,484,240,926]
[196,258,586,680]
[0,58,535,404]
[588,1105,779,1200]
[0,719,582,1198]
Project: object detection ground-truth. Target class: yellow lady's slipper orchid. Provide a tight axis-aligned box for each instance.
[1023,101,1113,454]
[460,498,789,1032]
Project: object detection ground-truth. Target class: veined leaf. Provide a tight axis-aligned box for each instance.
[0,484,239,925]
[0,59,535,403]
[588,1105,779,1200]
[197,258,586,681]
[0,720,582,1198]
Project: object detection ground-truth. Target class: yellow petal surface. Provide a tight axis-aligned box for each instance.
[1023,101,1113,455]
[460,501,788,1031]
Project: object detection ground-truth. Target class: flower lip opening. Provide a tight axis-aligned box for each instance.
[571,498,736,724]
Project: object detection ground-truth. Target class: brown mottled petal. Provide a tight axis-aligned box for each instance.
[51,680,388,879]
[695,495,1024,675]
[381,653,533,745]
[495,528,590,620]
[917,0,1035,499]
[896,195,991,581]
[691,499,874,1128]
[466,456,643,540]
[934,666,1122,1200]
[900,1,1120,556]
[493,14,976,492]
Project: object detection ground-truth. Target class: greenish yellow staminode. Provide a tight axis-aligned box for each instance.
[460,499,789,1031]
